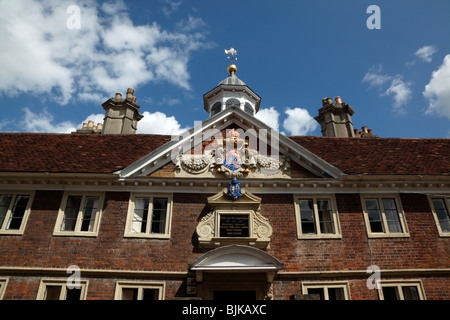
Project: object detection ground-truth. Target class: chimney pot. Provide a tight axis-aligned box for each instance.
[335,96,342,104]
[326,97,333,105]
[82,122,88,128]
[322,98,328,106]
[126,88,134,99]
[354,128,359,135]
[115,93,122,99]
[97,123,103,130]
[88,120,94,128]
[362,126,368,133]
[368,129,373,133]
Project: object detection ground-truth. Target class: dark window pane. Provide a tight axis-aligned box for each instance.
[211,102,222,116]
[7,195,30,230]
[122,288,138,300]
[80,197,99,232]
[382,286,399,300]
[45,286,62,300]
[366,199,384,233]
[432,199,450,232]
[307,288,324,300]
[151,198,168,234]
[328,287,345,300]
[402,286,420,300]
[0,195,12,229]
[299,199,316,234]
[142,288,158,300]
[61,196,82,231]
[66,288,82,300]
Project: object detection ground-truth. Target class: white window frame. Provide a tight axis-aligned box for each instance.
[361,194,409,238]
[428,196,450,237]
[114,281,165,300]
[36,279,88,300]
[378,280,426,300]
[0,278,8,300]
[0,191,34,235]
[294,195,342,239]
[53,192,104,237]
[124,193,173,239]
[301,281,350,300]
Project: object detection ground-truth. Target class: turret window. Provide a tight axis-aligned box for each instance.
[211,102,222,116]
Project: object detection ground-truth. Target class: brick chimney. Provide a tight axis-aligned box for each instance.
[314,96,355,138]
[101,88,143,134]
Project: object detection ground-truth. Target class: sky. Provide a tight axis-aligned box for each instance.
[0,0,449,138]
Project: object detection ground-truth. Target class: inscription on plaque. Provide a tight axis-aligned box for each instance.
[219,214,249,237]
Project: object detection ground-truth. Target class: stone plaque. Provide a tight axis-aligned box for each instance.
[219,214,249,237]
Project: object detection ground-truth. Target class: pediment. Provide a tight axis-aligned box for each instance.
[189,245,283,271]
[117,107,344,179]
[207,188,261,209]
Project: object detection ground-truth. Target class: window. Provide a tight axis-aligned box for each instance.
[54,193,103,236]
[378,280,425,300]
[36,280,88,300]
[294,195,341,238]
[429,196,450,237]
[125,194,172,239]
[361,195,409,238]
[225,98,240,109]
[244,102,254,115]
[114,282,165,300]
[210,102,222,116]
[0,278,8,299]
[0,192,33,235]
[302,282,350,300]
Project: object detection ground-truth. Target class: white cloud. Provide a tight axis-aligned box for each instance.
[21,108,77,133]
[0,0,210,105]
[137,111,187,135]
[362,65,392,88]
[255,107,280,131]
[363,66,412,114]
[282,108,317,136]
[384,76,412,114]
[423,54,450,120]
[415,45,437,63]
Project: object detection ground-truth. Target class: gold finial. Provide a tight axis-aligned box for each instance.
[225,47,238,74]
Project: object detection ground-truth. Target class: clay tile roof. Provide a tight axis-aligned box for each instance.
[0,133,449,176]
[0,133,171,173]
[289,136,450,176]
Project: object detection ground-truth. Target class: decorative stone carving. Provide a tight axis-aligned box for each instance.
[196,188,272,249]
[174,129,290,178]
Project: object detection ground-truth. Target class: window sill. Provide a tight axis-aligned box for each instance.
[297,234,342,240]
[366,232,410,239]
[53,231,98,237]
[123,233,171,240]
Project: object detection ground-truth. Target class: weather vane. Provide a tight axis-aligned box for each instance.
[225,47,237,63]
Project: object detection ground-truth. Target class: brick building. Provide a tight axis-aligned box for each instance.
[0,63,449,300]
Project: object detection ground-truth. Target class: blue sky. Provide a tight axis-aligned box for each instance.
[0,0,449,138]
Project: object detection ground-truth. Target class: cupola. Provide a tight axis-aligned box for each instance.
[203,48,261,118]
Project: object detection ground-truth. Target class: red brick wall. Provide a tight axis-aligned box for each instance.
[0,190,449,299]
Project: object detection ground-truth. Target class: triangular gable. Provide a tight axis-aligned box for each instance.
[117,107,344,179]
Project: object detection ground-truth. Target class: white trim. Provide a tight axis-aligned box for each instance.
[53,192,104,237]
[428,195,450,237]
[377,279,426,300]
[36,278,89,300]
[114,280,165,300]
[124,193,173,239]
[361,193,410,238]
[0,191,34,235]
[294,194,342,239]
[301,280,350,300]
